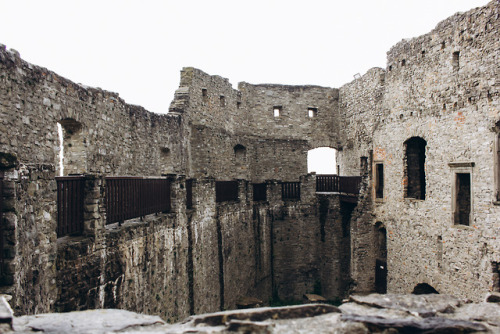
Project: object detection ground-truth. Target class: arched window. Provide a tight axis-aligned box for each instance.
[404,137,426,200]
[57,118,86,176]
[234,144,246,161]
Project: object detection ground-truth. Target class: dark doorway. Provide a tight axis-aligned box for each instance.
[374,223,387,293]
[412,283,439,294]
[375,259,387,293]
[455,173,471,225]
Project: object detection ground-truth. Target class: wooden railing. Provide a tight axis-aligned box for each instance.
[316,175,362,195]
[56,176,85,237]
[215,181,239,202]
[106,177,171,225]
[282,182,300,200]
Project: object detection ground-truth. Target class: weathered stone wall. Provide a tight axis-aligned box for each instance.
[239,83,339,148]
[0,47,187,177]
[175,68,340,180]
[337,68,386,177]
[187,178,220,314]
[0,0,498,320]
[0,46,188,316]
[272,176,351,302]
[3,164,57,315]
[54,175,190,322]
[338,0,500,301]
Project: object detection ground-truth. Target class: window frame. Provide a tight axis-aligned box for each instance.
[404,137,427,200]
[374,162,384,201]
[449,162,474,227]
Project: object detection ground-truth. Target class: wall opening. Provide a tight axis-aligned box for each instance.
[492,262,500,292]
[437,236,443,269]
[202,88,208,102]
[452,51,460,71]
[412,283,439,295]
[404,137,426,200]
[375,163,384,199]
[273,106,282,118]
[308,107,318,118]
[57,118,86,176]
[307,147,337,174]
[375,222,387,293]
[454,173,471,225]
[219,95,225,107]
[234,144,246,160]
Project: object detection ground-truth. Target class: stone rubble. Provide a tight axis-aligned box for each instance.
[3,294,500,333]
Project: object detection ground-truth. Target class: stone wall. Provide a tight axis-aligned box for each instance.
[174,68,340,180]
[0,45,190,317]
[0,47,187,177]
[271,175,351,302]
[0,0,498,320]
[338,0,500,301]
[3,163,57,315]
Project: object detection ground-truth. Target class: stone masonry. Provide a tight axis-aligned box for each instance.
[0,0,498,322]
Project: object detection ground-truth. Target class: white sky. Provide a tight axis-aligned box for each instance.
[0,0,489,115]
[308,148,336,174]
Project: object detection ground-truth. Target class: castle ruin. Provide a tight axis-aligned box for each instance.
[0,1,499,322]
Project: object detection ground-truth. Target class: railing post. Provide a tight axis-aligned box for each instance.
[82,175,104,237]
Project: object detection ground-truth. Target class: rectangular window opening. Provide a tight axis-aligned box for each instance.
[220,95,226,107]
[492,262,500,292]
[454,173,471,225]
[308,107,318,118]
[453,51,460,71]
[273,106,282,117]
[375,163,384,199]
[202,89,208,102]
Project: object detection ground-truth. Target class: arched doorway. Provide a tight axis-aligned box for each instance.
[412,283,439,294]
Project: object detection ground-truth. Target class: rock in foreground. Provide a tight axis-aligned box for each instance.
[4,294,500,333]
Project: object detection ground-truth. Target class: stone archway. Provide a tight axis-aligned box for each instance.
[412,283,439,295]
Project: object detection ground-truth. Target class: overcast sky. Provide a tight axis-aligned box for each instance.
[0,0,489,114]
